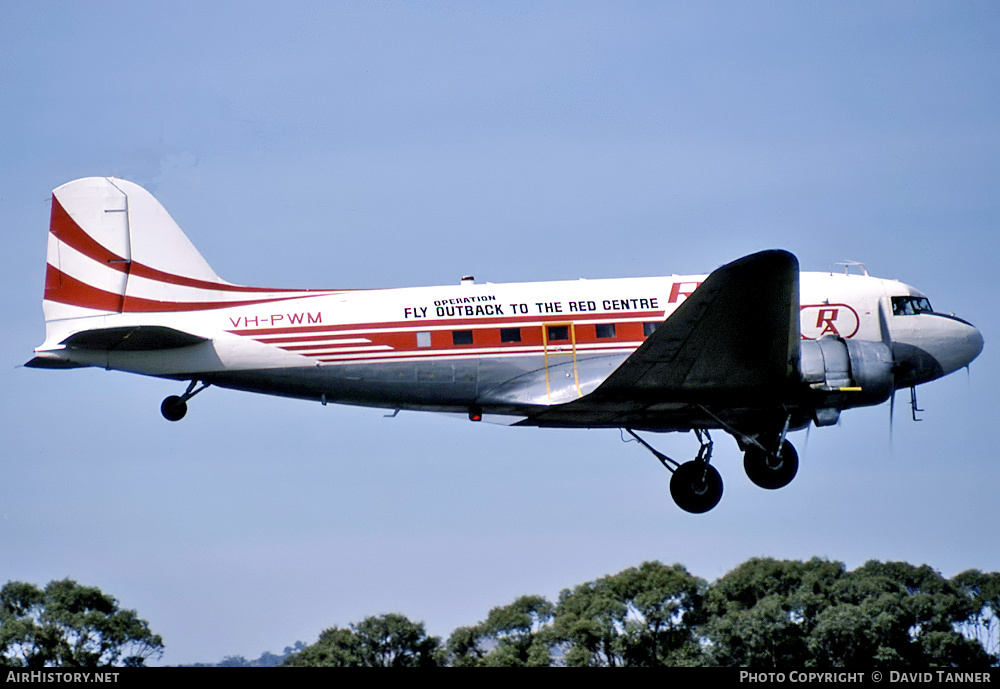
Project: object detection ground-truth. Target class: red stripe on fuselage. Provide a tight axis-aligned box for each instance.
[226,309,665,337]
[237,314,657,364]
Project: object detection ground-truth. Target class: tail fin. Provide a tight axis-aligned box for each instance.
[34,177,335,368]
[43,177,230,321]
[42,177,321,319]
[34,177,333,366]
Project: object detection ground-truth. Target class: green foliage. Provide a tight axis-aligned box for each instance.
[446,625,486,667]
[550,561,707,666]
[0,579,163,667]
[446,595,554,666]
[953,569,1000,661]
[284,613,441,667]
[703,558,995,667]
[703,557,846,666]
[285,557,1000,668]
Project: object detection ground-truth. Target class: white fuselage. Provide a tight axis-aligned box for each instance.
[37,269,982,420]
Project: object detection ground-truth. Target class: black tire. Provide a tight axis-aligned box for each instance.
[744,441,798,489]
[160,395,187,422]
[670,461,724,513]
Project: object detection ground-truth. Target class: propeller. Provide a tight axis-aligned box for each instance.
[877,299,899,448]
[889,387,896,449]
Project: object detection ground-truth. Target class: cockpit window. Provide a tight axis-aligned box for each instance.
[891,296,934,316]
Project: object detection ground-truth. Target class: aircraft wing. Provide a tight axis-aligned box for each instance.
[514,250,801,428]
[596,249,800,394]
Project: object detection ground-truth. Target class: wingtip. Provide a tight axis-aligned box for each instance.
[721,249,799,274]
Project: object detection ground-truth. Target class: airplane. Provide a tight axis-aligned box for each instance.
[26,177,984,513]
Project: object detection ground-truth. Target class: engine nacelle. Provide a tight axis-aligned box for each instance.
[799,337,894,424]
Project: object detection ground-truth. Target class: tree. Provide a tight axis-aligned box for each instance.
[550,561,707,666]
[703,557,845,666]
[953,569,1000,662]
[812,561,991,667]
[284,614,441,667]
[446,595,554,666]
[284,557,999,668]
[0,579,163,667]
[446,625,487,667]
[702,558,996,667]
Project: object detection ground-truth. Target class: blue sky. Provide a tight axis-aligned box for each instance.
[3,2,998,665]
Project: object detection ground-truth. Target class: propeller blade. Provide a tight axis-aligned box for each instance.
[879,297,900,450]
[889,387,896,450]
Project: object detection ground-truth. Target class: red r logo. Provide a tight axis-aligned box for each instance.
[816,308,840,336]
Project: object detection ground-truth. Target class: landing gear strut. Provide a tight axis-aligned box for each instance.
[741,416,798,490]
[626,428,723,514]
[160,380,210,422]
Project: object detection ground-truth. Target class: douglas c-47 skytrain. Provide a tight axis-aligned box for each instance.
[27,177,984,513]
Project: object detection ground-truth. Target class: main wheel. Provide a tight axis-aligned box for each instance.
[160,395,187,422]
[744,441,798,489]
[670,461,724,513]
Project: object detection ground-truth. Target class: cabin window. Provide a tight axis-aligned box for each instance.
[500,327,521,343]
[416,331,431,348]
[452,330,474,345]
[891,296,933,316]
[595,323,617,339]
[643,322,660,336]
[547,325,569,341]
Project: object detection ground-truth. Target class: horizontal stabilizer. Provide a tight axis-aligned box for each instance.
[23,353,87,369]
[59,326,208,351]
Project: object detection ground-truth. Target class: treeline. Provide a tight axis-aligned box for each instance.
[284,558,1000,667]
[186,642,307,667]
[1,579,163,667]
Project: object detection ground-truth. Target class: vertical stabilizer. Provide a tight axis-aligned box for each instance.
[44,177,227,322]
[35,177,337,363]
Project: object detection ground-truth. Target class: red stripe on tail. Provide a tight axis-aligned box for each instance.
[49,195,331,295]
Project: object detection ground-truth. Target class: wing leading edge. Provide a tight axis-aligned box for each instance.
[517,250,801,428]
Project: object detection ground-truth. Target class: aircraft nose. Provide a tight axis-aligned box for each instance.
[960,320,985,368]
[891,313,983,387]
[929,315,983,377]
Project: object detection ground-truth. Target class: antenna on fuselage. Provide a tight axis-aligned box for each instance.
[834,261,869,276]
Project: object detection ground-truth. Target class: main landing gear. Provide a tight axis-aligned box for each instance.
[160,380,210,421]
[739,415,799,490]
[626,428,723,514]
[743,439,798,489]
[627,424,800,513]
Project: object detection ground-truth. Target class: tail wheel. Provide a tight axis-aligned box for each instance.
[670,461,724,513]
[160,395,188,422]
[744,441,798,489]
